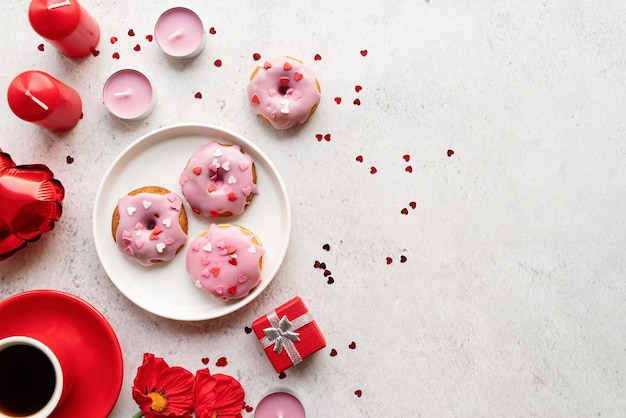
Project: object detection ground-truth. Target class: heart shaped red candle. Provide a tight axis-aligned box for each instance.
[0,150,65,261]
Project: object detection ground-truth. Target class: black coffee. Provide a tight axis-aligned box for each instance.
[0,344,56,416]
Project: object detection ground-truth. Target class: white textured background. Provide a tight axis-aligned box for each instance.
[1,0,626,416]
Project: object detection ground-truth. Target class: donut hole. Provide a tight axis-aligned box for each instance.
[146,214,160,230]
[278,85,290,96]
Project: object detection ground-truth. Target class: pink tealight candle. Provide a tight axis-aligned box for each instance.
[154,7,205,59]
[103,69,156,120]
[255,391,305,418]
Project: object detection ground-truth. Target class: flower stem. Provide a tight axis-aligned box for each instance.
[131,411,143,418]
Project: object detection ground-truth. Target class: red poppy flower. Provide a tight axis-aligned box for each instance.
[193,368,245,418]
[0,150,64,260]
[132,353,194,418]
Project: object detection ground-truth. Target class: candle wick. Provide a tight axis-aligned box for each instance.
[47,0,72,10]
[168,29,183,40]
[24,90,49,111]
[114,90,132,97]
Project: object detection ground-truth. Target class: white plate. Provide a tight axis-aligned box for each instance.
[92,124,291,320]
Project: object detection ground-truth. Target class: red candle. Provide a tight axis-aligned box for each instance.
[28,0,100,58]
[7,70,82,132]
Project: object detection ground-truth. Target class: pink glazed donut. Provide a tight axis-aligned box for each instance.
[112,186,188,266]
[247,56,321,129]
[179,141,258,218]
[186,223,265,300]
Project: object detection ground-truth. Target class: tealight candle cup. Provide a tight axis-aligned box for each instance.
[0,336,75,418]
[103,69,156,121]
[154,7,205,59]
[254,389,305,418]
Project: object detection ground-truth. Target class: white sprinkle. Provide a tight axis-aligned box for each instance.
[142,200,152,209]
[127,207,137,216]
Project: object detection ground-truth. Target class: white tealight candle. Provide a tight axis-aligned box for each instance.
[103,69,156,120]
[154,7,205,59]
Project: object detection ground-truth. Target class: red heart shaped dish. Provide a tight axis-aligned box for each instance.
[0,149,64,260]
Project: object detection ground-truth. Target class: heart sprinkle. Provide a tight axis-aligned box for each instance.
[142,200,152,209]
[252,52,261,61]
[356,155,364,163]
[349,341,357,349]
[314,53,322,61]
[447,149,455,157]
[201,357,209,365]
[360,49,368,56]
[156,243,165,253]
[127,207,137,216]
[330,348,338,357]
[334,97,342,104]
[216,357,228,367]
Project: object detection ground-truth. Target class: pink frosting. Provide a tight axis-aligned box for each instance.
[115,191,188,266]
[247,56,321,129]
[186,224,265,299]
[179,141,258,218]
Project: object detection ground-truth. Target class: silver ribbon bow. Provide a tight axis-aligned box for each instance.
[260,310,313,366]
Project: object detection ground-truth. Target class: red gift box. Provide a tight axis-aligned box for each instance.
[252,296,326,373]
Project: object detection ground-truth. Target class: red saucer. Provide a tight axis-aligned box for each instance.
[0,289,123,417]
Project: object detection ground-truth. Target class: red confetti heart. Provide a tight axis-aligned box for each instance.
[210,267,220,277]
[194,92,203,99]
[409,201,416,209]
[214,59,222,67]
[360,49,368,56]
[209,27,216,35]
[403,154,411,162]
[201,357,209,365]
[91,49,100,57]
[294,72,303,81]
[245,405,254,413]
[405,165,413,173]
[0,152,65,260]
[355,85,363,92]
[128,29,135,36]
[447,149,455,157]
[327,277,334,284]
[314,260,321,268]
[334,97,342,104]
[283,62,292,70]
[323,269,332,277]
[370,166,377,174]
[227,285,237,294]
[216,357,228,367]
[401,208,409,215]
[112,52,120,59]
[386,257,393,264]
[37,44,45,51]
[356,155,363,163]
[400,255,407,263]
[193,166,202,175]
[315,134,323,141]
[323,243,330,251]
[66,156,74,164]
[330,348,338,357]
[252,52,261,61]
[355,389,363,397]
[314,53,322,61]
[278,372,287,379]
[145,34,153,42]
[110,36,118,44]
[349,341,357,349]
[324,134,331,142]
[263,61,272,69]
[251,94,260,104]
[133,44,141,52]
[210,210,220,217]
[228,258,237,266]
[353,98,361,105]
[227,192,237,201]
[244,326,252,334]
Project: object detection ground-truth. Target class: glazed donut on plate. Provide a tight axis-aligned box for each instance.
[186,223,265,300]
[111,186,188,266]
[179,141,258,218]
[247,56,321,129]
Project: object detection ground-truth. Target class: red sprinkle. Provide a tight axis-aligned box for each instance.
[280,77,290,86]
[193,166,202,175]
[251,94,260,104]
[356,155,364,163]
[323,134,331,142]
[214,59,222,67]
[66,156,74,164]
[216,357,228,367]
[91,49,100,57]
[128,29,135,36]
[386,257,393,264]
[316,134,323,141]
[330,348,338,357]
[447,149,455,157]
[37,43,45,51]
[227,192,237,201]
[227,285,237,295]
[401,208,409,215]
[245,405,254,413]
[349,341,357,349]
[334,97,342,105]
[252,52,261,61]
[400,255,408,263]
[133,44,141,52]
[263,61,272,69]
[209,27,216,35]
[355,389,363,397]
[294,72,303,81]
[146,34,153,42]
[327,277,335,284]
[314,53,322,61]
[355,85,363,92]
[110,36,118,44]
[283,62,292,70]
[112,52,120,59]
[405,166,413,173]
[278,372,287,379]
[409,201,416,209]
[353,98,361,105]
[360,49,368,56]
[194,92,203,99]
[403,154,411,162]
[370,166,377,174]
[201,357,209,365]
